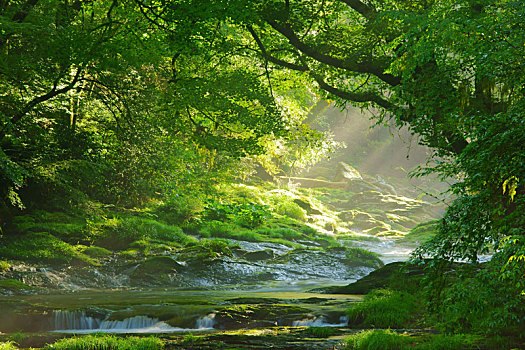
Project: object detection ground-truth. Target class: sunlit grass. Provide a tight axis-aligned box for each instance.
[43,334,164,350]
[346,289,421,328]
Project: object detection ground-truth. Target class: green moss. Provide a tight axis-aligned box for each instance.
[198,221,298,247]
[93,216,195,250]
[12,211,86,244]
[0,232,96,266]
[0,279,34,292]
[79,246,112,258]
[178,239,234,261]
[346,289,421,329]
[43,334,164,350]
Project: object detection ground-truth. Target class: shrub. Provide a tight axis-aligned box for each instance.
[43,334,163,350]
[0,232,95,266]
[345,329,409,350]
[275,201,307,221]
[344,247,383,269]
[346,289,421,328]
[203,201,270,228]
[157,195,203,224]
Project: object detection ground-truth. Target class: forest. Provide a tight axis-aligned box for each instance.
[0,0,524,349]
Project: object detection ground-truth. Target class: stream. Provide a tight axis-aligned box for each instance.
[0,238,415,336]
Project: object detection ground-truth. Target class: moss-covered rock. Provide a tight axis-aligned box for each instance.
[214,304,312,329]
[0,279,35,294]
[0,232,96,267]
[79,246,112,258]
[135,256,183,273]
[324,262,426,294]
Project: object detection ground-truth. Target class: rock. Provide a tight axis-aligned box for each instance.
[324,262,426,294]
[293,198,322,215]
[333,162,362,182]
[276,177,346,189]
[214,304,312,330]
[344,178,381,193]
[129,256,184,284]
[243,250,275,261]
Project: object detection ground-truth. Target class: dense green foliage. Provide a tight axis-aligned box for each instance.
[1,0,524,344]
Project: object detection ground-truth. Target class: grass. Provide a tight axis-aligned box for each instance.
[344,247,383,269]
[307,327,338,338]
[0,260,10,272]
[0,342,18,350]
[43,334,164,349]
[346,289,421,328]
[345,329,409,350]
[346,330,482,350]
[414,334,480,350]
[0,232,95,266]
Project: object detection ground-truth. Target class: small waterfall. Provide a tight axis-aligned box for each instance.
[52,310,176,333]
[54,310,102,330]
[195,313,216,329]
[292,316,348,327]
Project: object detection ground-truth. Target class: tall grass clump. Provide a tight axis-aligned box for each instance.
[345,329,409,350]
[0,341,18,350]
[346,289,421,328]
[44,334,163,350]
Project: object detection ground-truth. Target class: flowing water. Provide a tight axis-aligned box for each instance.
[0,236,415,335]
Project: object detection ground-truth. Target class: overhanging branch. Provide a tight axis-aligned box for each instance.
[266,20,400,86]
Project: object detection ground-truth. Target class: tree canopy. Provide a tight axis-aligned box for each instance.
[1,0,524,330]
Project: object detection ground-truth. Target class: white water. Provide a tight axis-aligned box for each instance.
[196,313,216,329]
[292,316,348,327]
[52,310,216,333]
